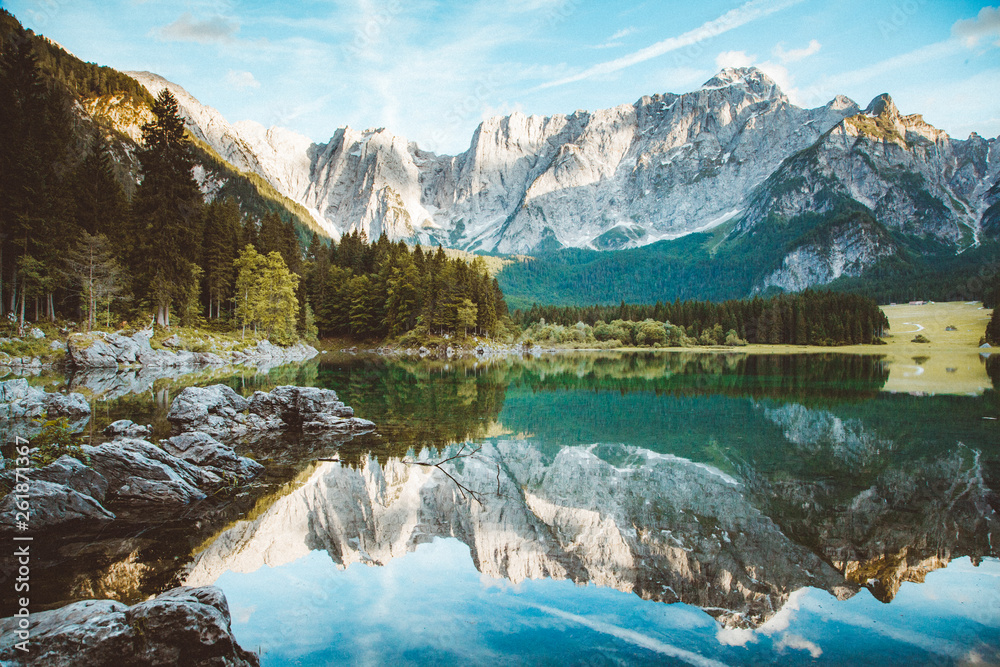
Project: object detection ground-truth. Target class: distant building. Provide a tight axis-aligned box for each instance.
[908,300,926,306]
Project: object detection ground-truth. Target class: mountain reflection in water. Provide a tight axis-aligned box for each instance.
[6,351,999,664]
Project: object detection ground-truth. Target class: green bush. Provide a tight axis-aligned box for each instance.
[30,417,89,467]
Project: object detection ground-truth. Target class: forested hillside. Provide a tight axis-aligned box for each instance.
[496,209,1000,310]
[1,9,508,343]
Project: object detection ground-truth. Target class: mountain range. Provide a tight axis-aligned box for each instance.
[120,64,999,302]
[8,8,999,303]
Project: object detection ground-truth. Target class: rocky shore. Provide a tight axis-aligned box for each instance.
[0,381,374,532]
[0,328,318,371]
[0,378,374,664]
[66,332,318,369]
[0,586,259,666]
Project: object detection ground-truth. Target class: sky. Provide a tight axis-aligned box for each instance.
[4,0,1000,154]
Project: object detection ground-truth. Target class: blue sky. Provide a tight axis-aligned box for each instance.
[5,0,1000,154]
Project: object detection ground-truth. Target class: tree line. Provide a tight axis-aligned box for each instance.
[305,231,509,340]
[513,291,890,346]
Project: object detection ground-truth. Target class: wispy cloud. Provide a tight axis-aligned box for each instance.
[534,605,729,667]
[952,5,1000,47]
[225,69,260,90]
[158,12,239,43]
[594,26,637,49]
[773,38,820,63]
[819,39,963,93]
[534,0,804,90]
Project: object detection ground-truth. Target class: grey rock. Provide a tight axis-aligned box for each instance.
[167,385,249,437]
[0,380,91,443]
[43,391,91,417]
[26,455,109,501]
[104,419,152,439]
[0,480,114,532]
[114,475,207,504]
[247,385,354,426]
[162,432,263,481]
[28,327,45,339]
[162,334,184,348]
[83,438,220,502]
[0,586,259,666]
[0,378,35,403]
[169,384,373,439]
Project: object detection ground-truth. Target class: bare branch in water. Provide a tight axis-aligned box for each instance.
[403,443,493,505]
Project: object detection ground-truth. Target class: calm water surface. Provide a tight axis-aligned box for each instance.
[6,351,1000,665]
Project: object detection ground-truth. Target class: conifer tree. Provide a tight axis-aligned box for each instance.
[131,89,203,326]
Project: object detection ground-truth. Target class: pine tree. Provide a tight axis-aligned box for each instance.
[72,134,128,237]
[131,89,204,326]
[202,197,241,319]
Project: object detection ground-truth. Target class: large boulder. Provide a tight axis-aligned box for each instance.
[0,586,259,666]
[83,439,221,504]
[0,379,91,443]
[166,385,249,437]
[104,420,152,439]
[0,480,114,531]
[27,455,108,501]
[0,378,90,419]
[168,384,376,439]
[0,378,35,403]
[247,385,355,426]
[161,432,263,482]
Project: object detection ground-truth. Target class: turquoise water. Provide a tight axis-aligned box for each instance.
[11,351,1000,663]
[197,351,998,665]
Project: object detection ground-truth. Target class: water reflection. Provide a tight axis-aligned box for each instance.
[3,350,998,662]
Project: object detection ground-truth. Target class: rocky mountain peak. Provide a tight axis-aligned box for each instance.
[863,93,900,120]
[701,66,785,101]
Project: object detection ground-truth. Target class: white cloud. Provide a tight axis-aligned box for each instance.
[594,26,638,48]
[773,38,821,63]
[774,633,822,658]
[158,13,239,43]
[952,6,1000,47]
[818,40,964,95]
[609,27,637,41]
[535,0,805,90]
[715,50,757,68]
[225,69,261,91]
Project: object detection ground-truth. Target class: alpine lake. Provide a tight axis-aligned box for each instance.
[5,348,1000,666]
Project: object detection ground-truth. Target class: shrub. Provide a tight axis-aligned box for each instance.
[30,417,89,467]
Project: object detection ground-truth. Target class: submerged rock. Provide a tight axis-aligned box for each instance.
[104,419,153,439]
[0,379,91,443]
[168,384,375,438]
[0,586,259,666]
